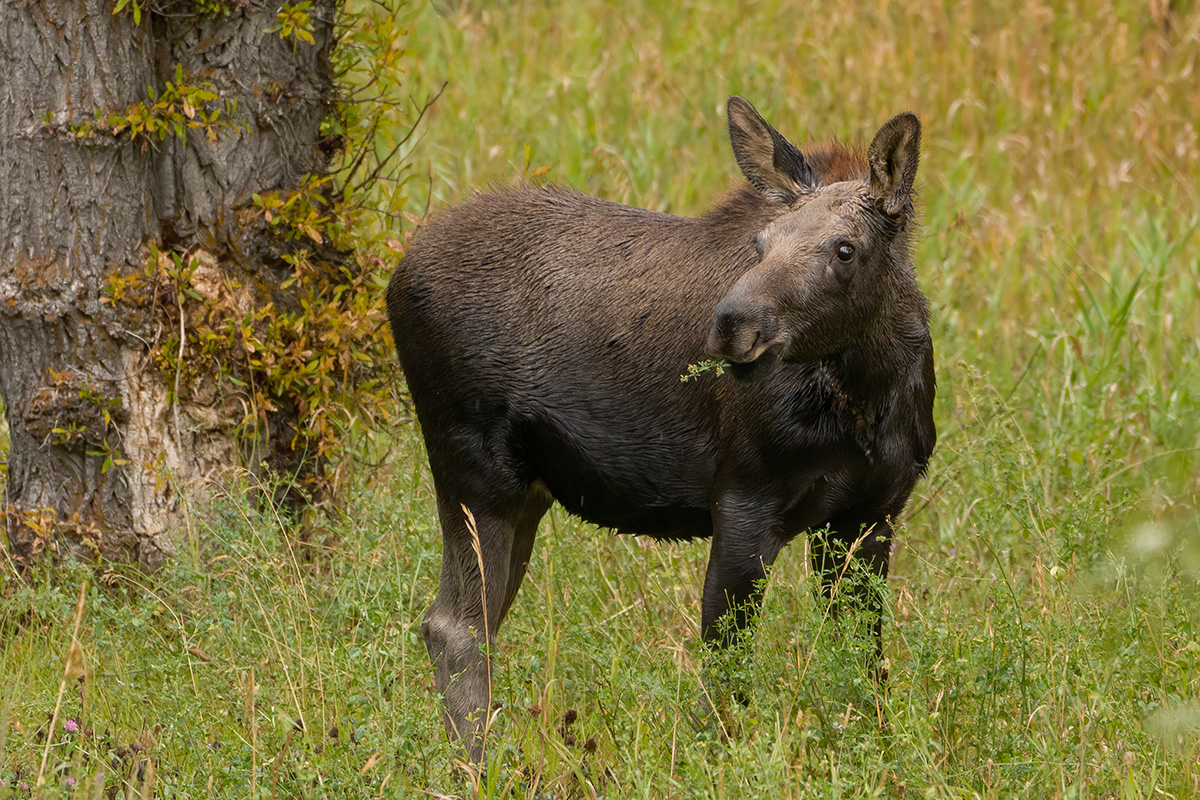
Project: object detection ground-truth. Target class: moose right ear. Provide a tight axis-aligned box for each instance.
[727,96,817,205]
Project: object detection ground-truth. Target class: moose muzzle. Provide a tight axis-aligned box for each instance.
[706,296,783,363]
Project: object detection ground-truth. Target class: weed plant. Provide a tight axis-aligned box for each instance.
[4,0,1200,797]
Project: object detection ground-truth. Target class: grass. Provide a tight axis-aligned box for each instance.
[4,0,1200,796]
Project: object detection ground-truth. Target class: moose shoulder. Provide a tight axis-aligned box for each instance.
[387,96,936,759]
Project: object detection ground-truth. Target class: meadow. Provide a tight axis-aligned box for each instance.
[3,0,1200,796]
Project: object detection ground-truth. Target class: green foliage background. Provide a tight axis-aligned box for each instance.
[3,0,1200,797]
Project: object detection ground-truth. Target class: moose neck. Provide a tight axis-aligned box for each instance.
[826,296,928,407]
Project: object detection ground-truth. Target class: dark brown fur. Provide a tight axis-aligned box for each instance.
[387,97,935,760]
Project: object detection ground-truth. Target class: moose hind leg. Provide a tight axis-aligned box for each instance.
[499,482,552,623]
[422,489,545,762]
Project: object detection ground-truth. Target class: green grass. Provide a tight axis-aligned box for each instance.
[4,0,1200,796]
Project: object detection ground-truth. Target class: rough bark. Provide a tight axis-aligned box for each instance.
[0,0,337,570]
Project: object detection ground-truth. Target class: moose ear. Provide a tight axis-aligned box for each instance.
[727,96,817,205]
[867,112,921,216]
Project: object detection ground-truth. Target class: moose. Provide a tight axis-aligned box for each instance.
[387,97,936,759]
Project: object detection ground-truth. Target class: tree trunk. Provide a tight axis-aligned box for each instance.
[0,0,338,570]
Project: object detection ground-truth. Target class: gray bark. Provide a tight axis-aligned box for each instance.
[0,0,337,569]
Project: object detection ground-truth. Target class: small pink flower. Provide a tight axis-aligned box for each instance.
[66,777,76,787]
[63,718,79,733]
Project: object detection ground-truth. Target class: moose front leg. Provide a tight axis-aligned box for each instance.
[809,516,893,683]
[700,535,781,646]
[699,507,784,708]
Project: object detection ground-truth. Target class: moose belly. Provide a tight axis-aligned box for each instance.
[522,414,717,541]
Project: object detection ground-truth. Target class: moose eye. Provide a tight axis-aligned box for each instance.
[835,242,856,263]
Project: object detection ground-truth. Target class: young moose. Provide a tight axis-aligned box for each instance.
[387,97,936,759]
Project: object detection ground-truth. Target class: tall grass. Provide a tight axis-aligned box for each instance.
[4,0,1200,797]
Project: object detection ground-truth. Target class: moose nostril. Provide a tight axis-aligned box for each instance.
[710,305,752,347]
[707,302,775,363]
[714,307,744,339]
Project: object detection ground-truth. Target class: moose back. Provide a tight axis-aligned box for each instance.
[387,96,936,758]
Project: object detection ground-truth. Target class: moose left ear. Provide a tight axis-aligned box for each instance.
[867,113,921,216]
